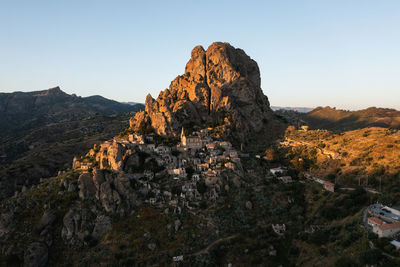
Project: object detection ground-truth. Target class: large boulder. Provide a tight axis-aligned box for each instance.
[35,209,57,233]
[130,42,276,141]
[78,173,96,200]
[107,141,124,171]
[100,182,121,213]
[61,208,93,245]
[92,168,105,199]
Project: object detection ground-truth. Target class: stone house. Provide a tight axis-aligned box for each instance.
[373,222,400,238]
[225,162,235,170]
[147,144,156,151]
[168,168,187,177]
[192,174,200,181]
[368,217,385,228]
[323,181,335,192]
[220,141,232,150]
[278,176,293,183]
[197,163,209,172]
[149,198,157,205]
[272,224,286,235]
[270,167,285,176]
[190,158,201,165]
[209,155,227,165]
[180,158,188,166]
[80,163,93,172]
[156,145,171,154]
[156,158,165,166]
[144,170,154,180]
[231,157,241,163]
[206,143,216,151]
[205,188,219,201]
[163,154,175,164]
[163,191,172,201]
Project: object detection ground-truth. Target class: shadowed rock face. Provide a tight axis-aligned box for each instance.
[130,42,274,141]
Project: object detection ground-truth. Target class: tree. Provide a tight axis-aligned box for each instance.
[264,147,276,161]
[185,165,195,178]
[359,249,382,265]
[196,181,207,194]
[334,257,358,267]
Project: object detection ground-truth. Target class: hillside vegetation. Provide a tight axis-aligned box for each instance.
[281,127,400,192]
[0,87,144,200]
[302,107,400,132]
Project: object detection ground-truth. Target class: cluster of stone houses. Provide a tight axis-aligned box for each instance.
[73,127,243,210]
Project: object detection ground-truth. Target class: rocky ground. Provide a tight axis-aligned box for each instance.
[2,135,399,266]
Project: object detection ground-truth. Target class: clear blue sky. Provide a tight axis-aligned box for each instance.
[1,0,399,110]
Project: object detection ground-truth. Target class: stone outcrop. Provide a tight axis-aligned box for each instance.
[74,168,139,214]
[92,215,112,240]
[61,207,112,246]
[100,182,122,213]
[107,142,124,171]
[93,141,140,171]
[78,173,97,200]
[35,209,57,233]
[130,42,275,141]
[61,208,93,246]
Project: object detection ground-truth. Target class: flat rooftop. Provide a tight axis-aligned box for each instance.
[370,204,400,221]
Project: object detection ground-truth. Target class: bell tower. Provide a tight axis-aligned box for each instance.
[181,127,186,146]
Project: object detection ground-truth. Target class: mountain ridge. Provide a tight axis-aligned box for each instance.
[302,106,400,131]
[0,87,144,200]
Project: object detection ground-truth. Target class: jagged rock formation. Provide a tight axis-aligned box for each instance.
[130,42,275,141]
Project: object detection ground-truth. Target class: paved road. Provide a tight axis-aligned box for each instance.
[191,234,239,256]
[363,207,371,231]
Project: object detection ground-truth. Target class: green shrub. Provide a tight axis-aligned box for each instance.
[359,249,382,265]
[334,257,358,267]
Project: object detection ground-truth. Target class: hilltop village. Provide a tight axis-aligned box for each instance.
[72,127,243,211]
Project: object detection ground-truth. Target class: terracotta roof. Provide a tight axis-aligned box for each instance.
[324,181,335,186]
[368,217,384,225]
[379,222,400,231]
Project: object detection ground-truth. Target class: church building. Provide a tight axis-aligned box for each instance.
[181,128,202,149]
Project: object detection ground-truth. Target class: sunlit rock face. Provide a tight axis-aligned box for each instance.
[130,42,274,141]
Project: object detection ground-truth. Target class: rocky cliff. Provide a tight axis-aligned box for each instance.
[130,42,275,141]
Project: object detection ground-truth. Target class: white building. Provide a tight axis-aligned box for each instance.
[270,167,285,176]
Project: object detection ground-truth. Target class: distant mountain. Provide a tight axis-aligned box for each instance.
[301,106,400,131]
[271,106,313,113]
[0,87,144,199]
[0,87,144,137]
